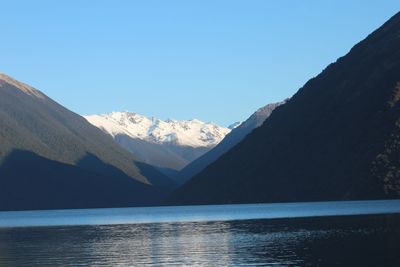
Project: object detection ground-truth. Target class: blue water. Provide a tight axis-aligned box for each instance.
[0,199,399,228]
[0,200,399,266]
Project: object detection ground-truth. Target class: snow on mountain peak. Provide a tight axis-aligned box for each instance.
[84,111,231,148]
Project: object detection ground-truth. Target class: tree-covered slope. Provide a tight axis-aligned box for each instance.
[170,12,400,205]
[177,101,286,184]
[0,73,173,210]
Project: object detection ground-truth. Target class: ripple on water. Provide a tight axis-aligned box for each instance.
[0,214,399,266]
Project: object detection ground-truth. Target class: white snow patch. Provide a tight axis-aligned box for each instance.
[84,111,231,148]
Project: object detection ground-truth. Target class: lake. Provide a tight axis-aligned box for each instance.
[0,200,399,266]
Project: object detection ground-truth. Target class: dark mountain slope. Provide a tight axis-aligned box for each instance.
[177,101,286,184]
[170,12,400,205]
[0,150,163,211]
[0,74,174,210]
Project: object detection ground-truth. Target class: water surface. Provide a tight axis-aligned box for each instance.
[0,200,399,228]
[0,200,399,266]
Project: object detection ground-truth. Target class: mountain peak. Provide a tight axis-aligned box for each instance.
[84,111,231,148]
[0,73,45,99]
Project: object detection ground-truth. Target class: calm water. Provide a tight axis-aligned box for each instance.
[0,200,399,266]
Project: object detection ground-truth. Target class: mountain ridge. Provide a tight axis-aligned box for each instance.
[169,11,400,205]
[85,111,231,177]
[177,100,286,183]
[84,111,230,148]
[0,73,173,210]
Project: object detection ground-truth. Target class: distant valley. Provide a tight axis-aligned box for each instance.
[84,105,283,184]
[84,112,231,182]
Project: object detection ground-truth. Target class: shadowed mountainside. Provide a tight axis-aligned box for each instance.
[0,73,174,210]
[170,11,400,205]
[177,101,286,184]
[84,112,230,181]
[0,150,166,211]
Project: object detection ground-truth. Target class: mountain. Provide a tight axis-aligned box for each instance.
[0,73,173,211]
[170,12,400,205]
[178,101,286,183]
[84,112,231,181]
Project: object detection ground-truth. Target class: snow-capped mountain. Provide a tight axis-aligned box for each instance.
[84,112,231,180]
[85,112,230,147]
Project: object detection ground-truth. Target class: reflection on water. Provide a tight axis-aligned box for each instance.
[0,215,399,266]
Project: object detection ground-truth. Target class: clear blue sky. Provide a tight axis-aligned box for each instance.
[1,1,399,126]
